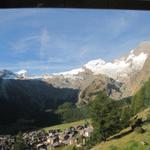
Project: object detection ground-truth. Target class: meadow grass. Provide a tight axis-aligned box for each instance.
[43,119,89,132]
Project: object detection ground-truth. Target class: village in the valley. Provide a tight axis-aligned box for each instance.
[0,123,93,150]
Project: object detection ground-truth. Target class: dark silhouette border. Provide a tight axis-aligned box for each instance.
[0,0,150,10]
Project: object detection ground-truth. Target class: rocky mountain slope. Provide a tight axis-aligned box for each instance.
[1,41,150,131]
[127,41,150,94]
[42,41,150,103]
[1,41,150,104]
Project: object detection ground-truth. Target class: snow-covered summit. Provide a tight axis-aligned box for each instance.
[0,70,18,79]
[0,69,28,79]
[84,50,148,80]
[0,44,148,82]
[84,59,106,69]
[16,69,27,78]
[52,49,148,81]
[53,68,85,78]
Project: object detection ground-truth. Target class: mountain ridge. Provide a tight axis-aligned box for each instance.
[1,41,149,81]
[1,41,150,103]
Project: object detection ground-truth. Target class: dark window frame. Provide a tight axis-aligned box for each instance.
[0,0,150,10]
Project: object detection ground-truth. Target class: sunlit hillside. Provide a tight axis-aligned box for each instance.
[92,108,150,150]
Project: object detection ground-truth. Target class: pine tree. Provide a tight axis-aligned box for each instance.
[88,91,121,143]
[131,78,150,115]
[120,106,131,128]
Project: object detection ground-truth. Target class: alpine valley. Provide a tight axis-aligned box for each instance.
[1,41,150,132]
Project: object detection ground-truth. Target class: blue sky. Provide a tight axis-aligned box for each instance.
[0,9,150,74]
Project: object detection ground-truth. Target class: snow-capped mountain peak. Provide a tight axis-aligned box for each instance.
[16,69,27,78]
[48,48,148,81]
[0,70,18,79]
[0,69,28,80]
[83,50,148,80]
[16,69,27,75]
[84,58,106,69]
[0,42,149,82]
[53,68,84,78]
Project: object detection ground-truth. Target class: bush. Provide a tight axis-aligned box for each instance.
[55,102,88,123]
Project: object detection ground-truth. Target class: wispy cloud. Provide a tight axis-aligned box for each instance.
[0,58,73,73]
[10,36,39,53]
[1,9,149,74]
[10,28,56,56]
[39,28,52,59]
[10,28,52,57]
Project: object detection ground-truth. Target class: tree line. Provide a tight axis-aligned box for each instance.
[85,78,150,148]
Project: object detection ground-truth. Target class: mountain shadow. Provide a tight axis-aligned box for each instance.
[0,79,79,134]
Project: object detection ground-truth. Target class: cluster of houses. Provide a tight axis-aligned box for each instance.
[0,123,93,150]
[0,135,15,150]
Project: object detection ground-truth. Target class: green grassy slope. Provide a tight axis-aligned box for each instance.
[43,119,89,132]
[92,108,150,150]
[92,123,150,150]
